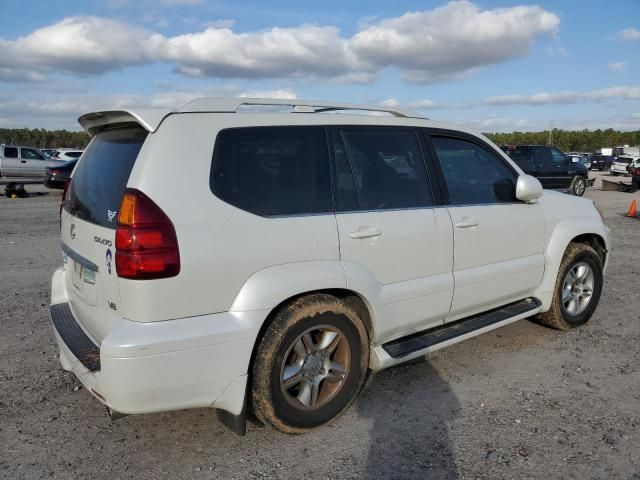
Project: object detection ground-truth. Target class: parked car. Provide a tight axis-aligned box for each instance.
[627,157,640,174]
[41,148,57,158]
[52,149,84,161]
[44,159,77,189]
[501,145,589,196]
[589,155,614,171]
[610,156,635,176]
[0,144,66,178]
[631,163,640,190]
[51,98,609,435]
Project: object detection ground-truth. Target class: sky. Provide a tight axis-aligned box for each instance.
[0,0,638,132]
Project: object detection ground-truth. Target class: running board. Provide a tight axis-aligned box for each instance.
[371,298,542,370]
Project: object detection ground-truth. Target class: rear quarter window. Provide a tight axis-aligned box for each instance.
[210,126,332,216]
[65,126,147,228]
[3,147,18,158]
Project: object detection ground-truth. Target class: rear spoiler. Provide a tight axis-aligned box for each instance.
[78,109,171,136]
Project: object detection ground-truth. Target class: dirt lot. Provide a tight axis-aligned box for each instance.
[1,174,639,480]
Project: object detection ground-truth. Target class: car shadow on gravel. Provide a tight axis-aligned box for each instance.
[357,359,459,479]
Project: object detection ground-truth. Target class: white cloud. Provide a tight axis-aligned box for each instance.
[0,1,559,84]
[381,98,448,109]
[202,19,236,29]
[463,116,529,132]
[484,85,640,106]
[608,61,628,72]
[0,17,158,77]
[618,28,640,41]
[158,24,361,79]
[348,1,559,83]
[0,87,299,129]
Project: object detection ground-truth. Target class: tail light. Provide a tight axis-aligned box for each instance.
[60,179,71,218]
[115,189,180,280]
[49,169,61,175]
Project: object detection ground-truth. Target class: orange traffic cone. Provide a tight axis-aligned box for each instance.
[626,199,637,218]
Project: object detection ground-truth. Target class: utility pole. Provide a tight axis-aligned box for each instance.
[546,120,554,146]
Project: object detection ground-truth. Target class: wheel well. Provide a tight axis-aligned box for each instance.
[246,289,374,402]
[570,233,607,264]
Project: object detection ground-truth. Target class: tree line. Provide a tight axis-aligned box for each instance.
[1,126,638,154]
[485,128,640,153]
[0,128,90,149]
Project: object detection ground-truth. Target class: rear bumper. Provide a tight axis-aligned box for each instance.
[49,267,268,416]
[44,176,66,189]
[610,165,629,174]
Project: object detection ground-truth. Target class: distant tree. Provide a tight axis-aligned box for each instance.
[485,129,640,153]
[0,128,90,149]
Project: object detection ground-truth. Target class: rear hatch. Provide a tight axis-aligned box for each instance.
[61,126,148,343]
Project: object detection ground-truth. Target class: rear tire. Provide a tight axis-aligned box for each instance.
[251,293,369,434]
[536,243,603,331]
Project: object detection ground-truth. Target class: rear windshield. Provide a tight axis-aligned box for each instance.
[65,126,147,228]
[617,157,633,164]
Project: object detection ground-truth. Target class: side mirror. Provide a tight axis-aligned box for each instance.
[516,174,543,203]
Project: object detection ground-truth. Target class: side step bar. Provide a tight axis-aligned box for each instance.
[373,298,542,369]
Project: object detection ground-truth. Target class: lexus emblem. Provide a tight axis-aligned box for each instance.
[70,224,76,240]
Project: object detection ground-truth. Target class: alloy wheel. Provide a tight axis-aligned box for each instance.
[562,262,594,316]
[280,325,351,410]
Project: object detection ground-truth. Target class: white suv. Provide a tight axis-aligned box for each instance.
[50,98,610,435]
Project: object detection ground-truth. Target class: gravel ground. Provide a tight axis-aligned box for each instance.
[1,174,639,479]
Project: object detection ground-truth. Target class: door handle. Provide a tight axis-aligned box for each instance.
[20,160,26,163]
[350,226,382,239]
[455,217,479,229]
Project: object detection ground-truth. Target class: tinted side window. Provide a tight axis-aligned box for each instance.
[3,147,18,158]
[336,129,433,211]
[532,146,552,166]
[21,148,44,160]
[211,127,331,216]
[331,131,359,211]
[505,147,531,165]
[432,136,517,205]
[551,147,567,164]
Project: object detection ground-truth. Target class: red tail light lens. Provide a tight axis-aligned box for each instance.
[115,189,180,280]
[634,167,640,176]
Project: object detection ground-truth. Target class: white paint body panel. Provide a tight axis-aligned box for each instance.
[447,203,545,319]
[49,101,611,419]
[337,208,453,343]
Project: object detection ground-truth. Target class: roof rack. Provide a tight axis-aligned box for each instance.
[178,97,426,119]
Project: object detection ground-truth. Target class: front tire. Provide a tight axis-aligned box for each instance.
[251,293,369,434]
[536,243,603,330]
[570,176,587,196]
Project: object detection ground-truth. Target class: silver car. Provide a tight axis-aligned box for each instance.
[611,156,635,176]
[0,145,66,178]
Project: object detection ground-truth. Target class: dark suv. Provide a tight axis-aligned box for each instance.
[589,155,615,171]
[501,145,589,196]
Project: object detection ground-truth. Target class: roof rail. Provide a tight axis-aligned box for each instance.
[178,97,426,119]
